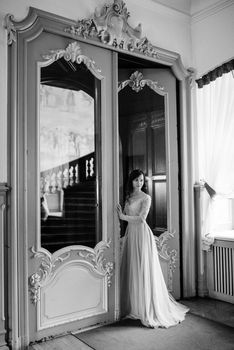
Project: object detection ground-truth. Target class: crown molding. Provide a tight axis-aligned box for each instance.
[151,0,233,22]
[150,0,190,16]
[192,0,234,23]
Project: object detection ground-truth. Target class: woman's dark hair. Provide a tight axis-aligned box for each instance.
[125,169,147,201]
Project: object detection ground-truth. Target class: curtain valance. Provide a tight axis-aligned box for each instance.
[196,58,234,88]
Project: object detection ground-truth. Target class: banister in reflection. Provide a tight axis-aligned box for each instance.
[40,152,95,195]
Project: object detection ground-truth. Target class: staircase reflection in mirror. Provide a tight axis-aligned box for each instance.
[40,58,101,253]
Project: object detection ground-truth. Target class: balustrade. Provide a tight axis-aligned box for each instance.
[40,152,95,195]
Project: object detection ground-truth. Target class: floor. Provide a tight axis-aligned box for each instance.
[29,297,234,350]
[181,297,234,328]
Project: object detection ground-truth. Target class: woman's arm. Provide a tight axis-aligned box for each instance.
[116,196,151,223]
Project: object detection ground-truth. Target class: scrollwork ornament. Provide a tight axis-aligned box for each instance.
[42,42,101,77]
[67,19,97,39]
[29,242,114,304]
[155,230,176,254]
[29,272,41,304]
[77,240,114,287]
[104,261,114,287]
[112,0,129,16]
[187,67,196,88]
[145,79,164,92]
[4,14,17,45]
[129,71,145,92]
[28,247,70,304]
[65,0,161,59]
[154,230,178,291]
[202,234,214,252]
[118,71,164,93]
[168,248,177,273]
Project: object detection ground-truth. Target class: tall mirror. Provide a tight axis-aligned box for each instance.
[40,56,101,253]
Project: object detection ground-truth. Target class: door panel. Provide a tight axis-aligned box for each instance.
[25,33,115,341]
[143,70,180,299]
[131,122,147,173]
[118,68,180,298]
[151,122,166,175]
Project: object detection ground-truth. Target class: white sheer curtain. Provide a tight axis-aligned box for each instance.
[196,71,234,248]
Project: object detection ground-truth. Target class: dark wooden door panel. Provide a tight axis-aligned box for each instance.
[151,122,166,176]
[126,111,167,234]
[153,179,167,234]
[131,122,147,174]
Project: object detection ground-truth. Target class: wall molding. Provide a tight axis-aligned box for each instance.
[192,0,234,23]
[0,184,10,349]
[151,0,191,17]
[151,0,234,21]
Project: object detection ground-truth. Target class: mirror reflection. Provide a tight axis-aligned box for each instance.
[40,58,101,253]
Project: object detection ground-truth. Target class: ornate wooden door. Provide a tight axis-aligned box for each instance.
[9,10,117,345]
[118,68,181,298]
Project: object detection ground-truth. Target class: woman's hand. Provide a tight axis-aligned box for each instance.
[116,204,124,220]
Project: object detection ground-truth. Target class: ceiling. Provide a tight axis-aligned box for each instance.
[151,0,227,16]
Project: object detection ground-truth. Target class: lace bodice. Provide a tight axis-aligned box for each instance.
[123,193,151,223]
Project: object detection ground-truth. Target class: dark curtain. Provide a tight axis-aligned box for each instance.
[196,58,234,88]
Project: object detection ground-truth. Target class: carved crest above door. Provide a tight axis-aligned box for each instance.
[65,0,160,58]
[5,0,188,77]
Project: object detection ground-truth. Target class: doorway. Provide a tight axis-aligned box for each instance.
[118,53,182,297]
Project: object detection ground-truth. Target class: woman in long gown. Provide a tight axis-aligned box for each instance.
[117,169,189,328]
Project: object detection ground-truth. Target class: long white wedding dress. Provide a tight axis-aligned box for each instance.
[120,192,189,328]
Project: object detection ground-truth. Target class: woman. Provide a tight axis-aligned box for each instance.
[117,169,189,328]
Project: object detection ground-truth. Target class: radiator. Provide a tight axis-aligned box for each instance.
[208,239,234,304]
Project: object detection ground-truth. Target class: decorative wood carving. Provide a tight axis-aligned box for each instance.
[187,67,196,88]
[5,5,189,77]
[118,71,164,93]
[29,247,70,304]
[155,230,177,291]
[202,234,214,251]
[41,41,102,79]
[29,241,114,304]
[77,240,114,287]
[4,14,17,45]
[65,0,161,59]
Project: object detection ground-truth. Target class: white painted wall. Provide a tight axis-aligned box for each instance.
[191,1,234,77]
